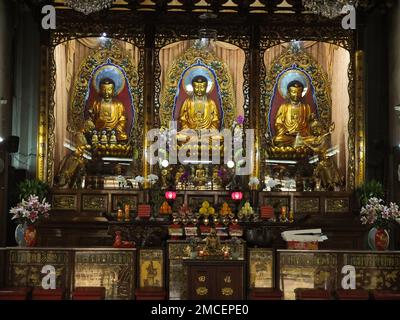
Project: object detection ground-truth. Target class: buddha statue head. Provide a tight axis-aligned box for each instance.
[99,78,116,102]
[287,80,304,104]
[192,75,208,97]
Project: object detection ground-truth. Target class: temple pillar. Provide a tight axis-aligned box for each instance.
[389,1,400,201]
[0,0,14,247]
[0,0,13,140]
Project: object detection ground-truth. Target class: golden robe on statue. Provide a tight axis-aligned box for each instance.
[273,103,312,146]
[179,96,220,131]
[87,78,128,141]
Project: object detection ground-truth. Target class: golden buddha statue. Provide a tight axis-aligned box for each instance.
[212,167,222,190]
[193,164,207,188]
[87,78,128,141]
[179,75,221,133]
[273,81,315,147]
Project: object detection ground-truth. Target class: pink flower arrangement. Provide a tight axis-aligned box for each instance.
[360,198,400,229]
[10,195,51,225]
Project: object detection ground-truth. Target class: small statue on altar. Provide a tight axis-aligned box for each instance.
[204,228,222,256]
[212,167,222,190]
[109,130,117,145]
[301,119,344,191]
[175,167,187,190]
[193,164,208,189]
[86,78,128,142]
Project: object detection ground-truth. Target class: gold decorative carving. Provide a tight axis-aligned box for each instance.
[196,286,209,296]
[221,287,234,296]
[294,198,320,213]
[259,26,358,190]
[325,198,349,213]
[38,23,145,184]
[74,250,135,300]
[7,250,70,289]
[112,195,138,211]
[248,248,274,289]
[355,50,366,188]
[52,195,77,210]
[139,249,163,288]
[198,276,206,283]
[82,195,108,211]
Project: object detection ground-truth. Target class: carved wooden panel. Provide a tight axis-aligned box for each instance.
[52,194,78,210]
[112,194,138,212]
[279,251,338,300]
[138,249,164,288]
[248,248,274,289]
[74,250,136,300]
[185,260,245,300]
[82,194,108,212]
[294,197,320,213]
[168,242,189,300]
[325,198,350,213]
[260,196,290,212]
[6,249,71,291]
[343,253,400,291]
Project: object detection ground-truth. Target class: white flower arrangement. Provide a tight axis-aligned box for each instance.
[134,176,145,184]
[10,195,51,225]
[360,198,400,229]
[248,177,260,187]
[146,174,159,185]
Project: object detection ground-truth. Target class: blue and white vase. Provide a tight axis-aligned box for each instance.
[15,223,27,247]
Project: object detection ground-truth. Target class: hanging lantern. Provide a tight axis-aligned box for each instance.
[231,192,243,201]
[165,191,177,200]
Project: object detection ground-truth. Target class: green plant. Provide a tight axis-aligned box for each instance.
[356,180,385,207]
[18,179,50,202]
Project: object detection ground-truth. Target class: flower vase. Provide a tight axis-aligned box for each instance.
[15,223,27,247]
[24,225,38,247]
[368,227,390,251]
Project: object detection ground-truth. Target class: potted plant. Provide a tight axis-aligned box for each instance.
[355,180,384,208]
[360,198,400,250]
[18,179,50,202]
[10,195,51,247]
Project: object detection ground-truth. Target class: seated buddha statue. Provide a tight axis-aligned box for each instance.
[87,78,128,142]
[273,81,315,147]
[178,75,221,141]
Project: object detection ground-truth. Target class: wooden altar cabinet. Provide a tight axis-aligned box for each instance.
[183,259,246,300]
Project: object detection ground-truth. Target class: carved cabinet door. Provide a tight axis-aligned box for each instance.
[216,266,244,300]
[187,265,216,300]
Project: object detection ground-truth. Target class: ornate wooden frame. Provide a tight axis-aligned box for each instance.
[258,22,363,190]
[36,9,364,191]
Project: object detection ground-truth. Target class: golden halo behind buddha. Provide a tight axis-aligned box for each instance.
[278,68,310,99]
[182,64,215,95]
[93,63,126,95]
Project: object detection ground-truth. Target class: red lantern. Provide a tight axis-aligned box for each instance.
[231,191,243,201]
[165,191,177,200]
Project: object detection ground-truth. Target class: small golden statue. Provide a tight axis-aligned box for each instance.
[91,130,99,145]
[193,164,208,189]
[109,130,117,145]
[204,228,222,256]
[301,120,344,191]
[100,130,108,144]
[273,81,315,147]
[87,78,128,141]
[179,75,221,132]
[212,167,222,190]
